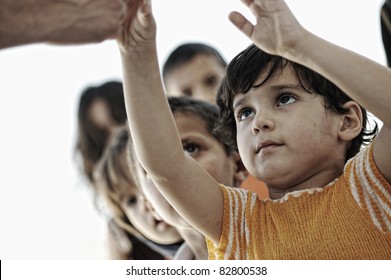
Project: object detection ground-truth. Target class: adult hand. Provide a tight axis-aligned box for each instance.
[0,0,128,49]
[46,0,128,44]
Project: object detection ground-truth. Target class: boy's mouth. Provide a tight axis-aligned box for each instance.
[256,140,282,153]
[155,220,170,231]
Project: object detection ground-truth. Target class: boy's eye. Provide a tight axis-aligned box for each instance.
[182,88,192,96]
[277,94,296,106]
[126,196,137,206]
[205,75,218,88]
[237,108,254,121]
[183,143,200,156]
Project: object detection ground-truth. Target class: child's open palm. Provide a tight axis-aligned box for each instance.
[229,0,307,56]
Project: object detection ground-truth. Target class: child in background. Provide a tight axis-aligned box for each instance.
[93,126,184,259]
[135,96,248,259]
[162,42,227,104]
[75,81,127,188]
[117,0,390,259]
[162,42,268,199]
[98,96,247,259]
[75,81,171,259]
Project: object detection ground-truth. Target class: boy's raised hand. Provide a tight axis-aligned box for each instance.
[117,0,156,52]
[229,0,306,56]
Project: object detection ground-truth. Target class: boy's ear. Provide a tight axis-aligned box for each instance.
[338,101,363,142]
[231,151,249,188]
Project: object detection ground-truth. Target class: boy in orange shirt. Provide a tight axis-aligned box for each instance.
[116,0,390,259]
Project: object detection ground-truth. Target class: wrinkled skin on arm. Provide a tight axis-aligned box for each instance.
[0,0,128,49]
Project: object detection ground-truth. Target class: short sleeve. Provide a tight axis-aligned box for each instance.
[206,184,258,259]
[345,143,391,232]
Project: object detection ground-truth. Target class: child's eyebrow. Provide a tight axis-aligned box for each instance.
[268,83,303,92]
[233,83,302,110]
[232,97,248,111]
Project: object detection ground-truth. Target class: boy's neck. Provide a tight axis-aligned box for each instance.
[267,167,343,200]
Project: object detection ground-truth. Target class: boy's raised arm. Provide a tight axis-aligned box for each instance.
[230,0,391,182]
[116,1,223,243]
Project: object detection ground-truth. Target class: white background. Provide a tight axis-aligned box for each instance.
[0,0,386,259]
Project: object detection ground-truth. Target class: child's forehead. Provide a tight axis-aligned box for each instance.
[173,112,227,146]
[232,66,317,108]
[168,53,225,75]
[173,112,209,131]
[228,61,299,99]
[109,158,142,197]
[202,53,227,68]
[116,179,140,199]
[178,110,218,131]
[234,63,302,97]
[257,62,297,84]
[187,53,225,67]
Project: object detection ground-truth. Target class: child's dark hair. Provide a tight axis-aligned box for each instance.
[167,96,234,155]
[162,42,227,80]
[215,44,378,161]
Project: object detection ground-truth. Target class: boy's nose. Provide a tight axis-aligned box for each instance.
[143,197,163,221]
[193,87,215,104]
[252,111,275,134]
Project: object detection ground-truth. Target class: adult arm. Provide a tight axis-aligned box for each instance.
[0,0,126,49]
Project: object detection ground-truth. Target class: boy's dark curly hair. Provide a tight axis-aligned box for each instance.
[215,44,378,161]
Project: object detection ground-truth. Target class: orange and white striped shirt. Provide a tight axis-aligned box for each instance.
[207,143,391,259]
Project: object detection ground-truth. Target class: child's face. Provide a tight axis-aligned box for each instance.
[118,185,183,245]
[233,65,346,196]
[175,113,238,186]
[87,98,117,132]
[164,54,225,104]
[137,112,240,227]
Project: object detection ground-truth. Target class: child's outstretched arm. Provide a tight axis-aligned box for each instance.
[0,0,127,49]
[116,0,223,243]
[230,0,391,182]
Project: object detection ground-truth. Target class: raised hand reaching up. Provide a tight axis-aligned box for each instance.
[117,0,156,52]
[228,0,307,57]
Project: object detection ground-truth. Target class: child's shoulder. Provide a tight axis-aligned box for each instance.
[343,142,391,233]
[343,142,374,180]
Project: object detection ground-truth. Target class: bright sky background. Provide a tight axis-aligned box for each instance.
[0,0,386,259]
